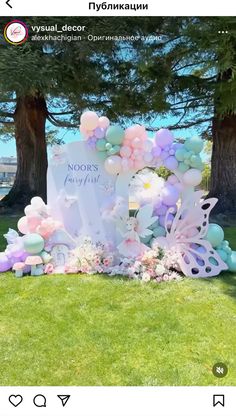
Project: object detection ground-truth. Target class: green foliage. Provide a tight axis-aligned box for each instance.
[200,164,211,191]
[155,166,171,180]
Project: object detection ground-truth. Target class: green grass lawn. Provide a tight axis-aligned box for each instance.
[0,216,236,386]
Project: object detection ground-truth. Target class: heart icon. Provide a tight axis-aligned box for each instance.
[9,395,23,407]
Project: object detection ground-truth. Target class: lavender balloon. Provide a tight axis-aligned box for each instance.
[0,253,11,272]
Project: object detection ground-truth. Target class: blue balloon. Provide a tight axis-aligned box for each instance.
[185,136,204,154]
[204,224,224,248]
[226,251,236,272]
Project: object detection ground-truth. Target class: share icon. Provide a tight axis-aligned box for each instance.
[57,395,71,407]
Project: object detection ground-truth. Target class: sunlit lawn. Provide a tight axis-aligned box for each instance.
[0,217,236,386]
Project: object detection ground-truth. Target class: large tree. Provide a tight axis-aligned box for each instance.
[0,17,160,209]
[108,17,236,215]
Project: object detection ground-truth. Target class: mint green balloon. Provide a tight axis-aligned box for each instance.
[190,155,203,169]
[217,249,228,262]
[175,148,186,162]
[226,251,236,272]
[204,223,224,248]
[178,162,189,173]
[106,125,124,146]
[185,136,204,154]
[153,226,166,237]
[105,142,112,151]
[107,145,121,156]
[96,139,107,152]
[23,233,44,255]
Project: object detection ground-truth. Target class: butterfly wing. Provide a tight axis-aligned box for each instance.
[136,204,158,238]
[163,191,227,277]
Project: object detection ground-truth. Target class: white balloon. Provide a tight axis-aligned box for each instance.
[143,152,153,163]
[144,139,154,152]
[183,169,202,186]
[104,156,122,175]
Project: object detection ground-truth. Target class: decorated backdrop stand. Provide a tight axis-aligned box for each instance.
[1,110,236,281]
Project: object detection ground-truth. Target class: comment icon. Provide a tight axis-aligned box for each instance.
[33,394,47,408]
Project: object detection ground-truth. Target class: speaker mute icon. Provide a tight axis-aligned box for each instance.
[57,395,71,407]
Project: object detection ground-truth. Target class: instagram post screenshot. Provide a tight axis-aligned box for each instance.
[0,0,236,418]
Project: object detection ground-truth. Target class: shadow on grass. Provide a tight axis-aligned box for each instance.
[197,270,236,300]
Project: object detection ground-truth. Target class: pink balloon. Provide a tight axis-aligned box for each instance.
[155,129,174,148]
[164,156,178,170]
[132,137,143,148]
[120,146,132,158]
[98,116,110,129]
[167,174,179,185]
[27,214,42,232]
[18,216,29,234]
[125,126,138,140]
[80,111,99,130]
[162,185,179,206]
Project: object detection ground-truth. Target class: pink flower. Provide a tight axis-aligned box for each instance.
[44,263,54,274]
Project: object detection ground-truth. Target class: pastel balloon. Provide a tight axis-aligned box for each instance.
[183,169,202,186]
[98,116,110,129]
[190,155,202,170]
[27,215,42,232]
[205,223,224,248]
[167,174,178,185]
[226,251,236,272]
[155,129,174,148]
[144,140,153,152]
[24,205,34,216]
[164,156,178,170]
[162,185,179,206]
[217,249,228,262]
[132,137,143,148]
[155,204,168,216]
[152,145,161,157]
[96,139,107,152]
[120,146,132,158]
[31,196,44,209]
[106,125,124,145]
[185,136,204,154]
[104,155,122,175]
[94,127,105,139]
[175,148,187,162]
[107,145,120,156]
[80,111,99,130]
[143,152,153,163]
[0,252,11,272]
[23,233,45,255]
[18,216,29,234]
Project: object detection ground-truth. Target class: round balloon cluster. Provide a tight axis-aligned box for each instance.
[152,129,180,171]
[17,197,62,239]
[175,136,204,186]
[204,223,236,271]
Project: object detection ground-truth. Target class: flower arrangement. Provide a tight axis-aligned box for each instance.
[65,237,114,274]
[108,243,182,283]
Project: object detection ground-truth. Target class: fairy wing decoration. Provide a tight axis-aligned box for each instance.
[155,191,227,277]
[136,204,158,238]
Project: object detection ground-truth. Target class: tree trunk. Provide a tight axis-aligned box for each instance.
[1,94,48,211]
[208,113,236,217]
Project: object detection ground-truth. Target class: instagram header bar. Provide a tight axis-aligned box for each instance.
[0,0,235,17]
